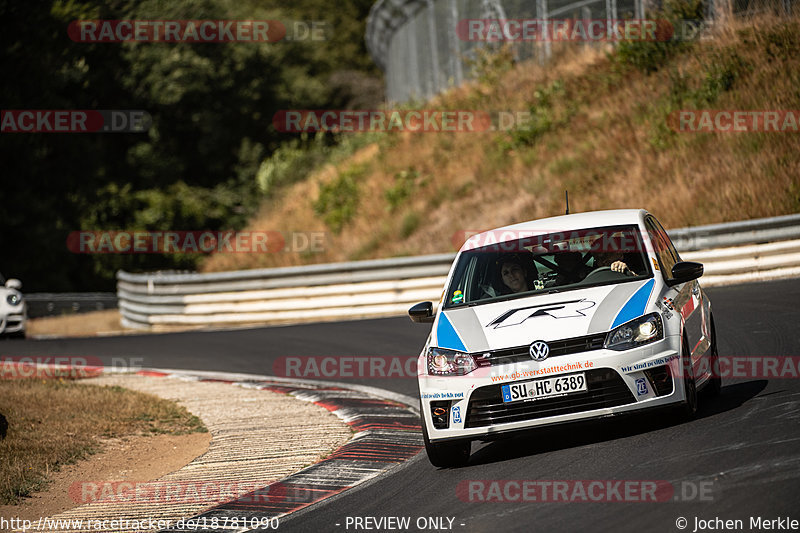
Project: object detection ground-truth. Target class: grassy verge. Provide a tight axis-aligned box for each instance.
[200,12,800,274]
[26,310,129,338]
[0,379,207,504]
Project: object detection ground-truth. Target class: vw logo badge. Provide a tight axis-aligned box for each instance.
[529,340,550,361]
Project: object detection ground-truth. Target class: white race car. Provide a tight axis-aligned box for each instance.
[0,275,27,338]
[409,209,720,467]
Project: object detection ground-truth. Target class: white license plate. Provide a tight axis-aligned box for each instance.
[501,373,587,403]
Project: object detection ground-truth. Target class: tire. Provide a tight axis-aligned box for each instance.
[702,317,722,397]
[421,409,471,468]
[673,337,698,421]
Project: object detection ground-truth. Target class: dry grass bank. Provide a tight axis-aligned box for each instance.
[0,379,206,504]
[26,310,128,338]
[202,15,800,273]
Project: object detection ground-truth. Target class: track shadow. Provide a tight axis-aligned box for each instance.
[695,379,768,418]
[465,380,767,467]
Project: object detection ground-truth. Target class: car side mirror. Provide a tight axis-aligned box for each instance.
[667,262,703,286]
[5,279,22,290]
[408,301,435,323]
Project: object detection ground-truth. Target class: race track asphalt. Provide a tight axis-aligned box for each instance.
[3,278,800,533]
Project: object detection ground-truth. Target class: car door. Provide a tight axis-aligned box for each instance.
[645,215,710,373]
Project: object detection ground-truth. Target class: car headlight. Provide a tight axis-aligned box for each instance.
[6,293,22,306]
[604,313,663,351]
[426,347,476,376]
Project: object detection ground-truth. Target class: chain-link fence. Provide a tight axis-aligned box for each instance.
[366,0,795,103]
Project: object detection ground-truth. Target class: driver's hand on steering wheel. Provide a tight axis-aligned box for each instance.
[610,260,633,275]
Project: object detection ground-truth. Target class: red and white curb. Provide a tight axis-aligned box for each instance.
[145,369,423,531]
[1,362,424,530]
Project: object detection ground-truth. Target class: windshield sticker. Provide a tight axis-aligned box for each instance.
[486,299,596,329]
[452,290,464,304]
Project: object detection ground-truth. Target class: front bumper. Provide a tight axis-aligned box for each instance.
[419,335,685,442]
[0,313,26,334]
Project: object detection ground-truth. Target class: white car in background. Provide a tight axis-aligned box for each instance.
[409,209,720,467]
[0,274,27,338]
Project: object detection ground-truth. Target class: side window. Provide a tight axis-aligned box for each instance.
[651,217,682,263]
[645,217,678,281]
[446,255,472,305]
[461,256,479,303]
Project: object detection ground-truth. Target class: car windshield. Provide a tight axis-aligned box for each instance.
[444,224,653,308]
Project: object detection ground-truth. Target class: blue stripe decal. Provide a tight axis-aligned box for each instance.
[611,279,655,329]
[436,312,467,352]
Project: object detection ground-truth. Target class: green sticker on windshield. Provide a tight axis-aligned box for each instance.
[452,290,464,304]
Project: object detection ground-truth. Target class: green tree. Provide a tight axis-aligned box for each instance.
[0,0,382,291]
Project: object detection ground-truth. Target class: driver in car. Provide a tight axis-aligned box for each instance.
[594,250,636,275]
[553,251,592,285]
[497,254,536,294]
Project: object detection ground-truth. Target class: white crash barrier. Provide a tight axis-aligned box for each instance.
[118,215,800,329]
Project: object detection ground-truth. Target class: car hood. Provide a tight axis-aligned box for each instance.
[434,279,655,352]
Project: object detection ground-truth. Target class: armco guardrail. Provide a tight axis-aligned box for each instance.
[26,293,118,318]
[117,254,455,329]
[117,214,800,329]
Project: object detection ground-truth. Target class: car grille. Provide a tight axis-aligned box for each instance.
[464,368,635,428]
[474,333,607,368]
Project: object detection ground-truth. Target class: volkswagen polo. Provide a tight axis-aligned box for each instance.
[409,210,720,467]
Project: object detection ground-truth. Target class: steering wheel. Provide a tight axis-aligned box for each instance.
[480,284,498,299]
[583,266,624,283]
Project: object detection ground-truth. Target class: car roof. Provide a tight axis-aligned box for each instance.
[459,209,649,252]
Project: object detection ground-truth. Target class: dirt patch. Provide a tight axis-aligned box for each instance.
[0,432,210,525]
[27,310,129,338]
